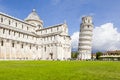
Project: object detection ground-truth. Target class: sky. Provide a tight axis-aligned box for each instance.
[0,0,120,52]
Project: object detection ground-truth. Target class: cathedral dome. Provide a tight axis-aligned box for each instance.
[25,9,42,22]
[25,9,43,29]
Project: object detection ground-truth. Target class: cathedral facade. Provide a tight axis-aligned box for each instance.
[0,9,71,60]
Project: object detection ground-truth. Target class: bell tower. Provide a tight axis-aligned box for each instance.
[78,16,94,60]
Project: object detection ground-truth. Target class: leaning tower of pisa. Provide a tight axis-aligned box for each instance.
[78,16,94,60]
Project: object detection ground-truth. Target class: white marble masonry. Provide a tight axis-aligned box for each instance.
[0,9,71,60]
[78,16,93,60]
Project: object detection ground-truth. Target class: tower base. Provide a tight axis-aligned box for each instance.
[78,51,91,60]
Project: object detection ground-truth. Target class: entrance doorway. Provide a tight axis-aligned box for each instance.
[49,53,53,59]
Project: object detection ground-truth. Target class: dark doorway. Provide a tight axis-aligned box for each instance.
[50,53,53,59]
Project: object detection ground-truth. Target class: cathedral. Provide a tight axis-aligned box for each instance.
[0,9,71,60]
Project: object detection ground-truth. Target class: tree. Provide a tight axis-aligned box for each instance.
[96,51,103,60]
[71,51,79,59]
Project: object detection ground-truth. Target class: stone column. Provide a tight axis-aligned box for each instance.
[9,40,12,60]
[5,39,10,60]
[3,39,7,60]
[0,38,1,59]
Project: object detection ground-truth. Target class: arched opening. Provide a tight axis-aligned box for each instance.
[1,40,3,46]
[38,25,42,29]
[49,53,53,59]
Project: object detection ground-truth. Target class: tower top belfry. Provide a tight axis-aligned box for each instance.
[82,16,92,24]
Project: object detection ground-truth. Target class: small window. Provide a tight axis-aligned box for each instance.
[21,44,23,48]
[88,26,90,28]
[19,33,20,37]
[3,28,5,34]
[44,47,46,52]
[38,25,41,28]
[14,32,15,36]
[9,20,11,25]
[9,30,10,35]
[17,42,19,44]
[1,18,3,22]
[16,23,17,27]
[22,25,23,29]
[1,40,3,46]
[12,43,14,47]
[54,36,55,39]
[30,45,31,49]
[27,27,29,30]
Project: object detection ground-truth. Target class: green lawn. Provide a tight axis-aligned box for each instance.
[0,61,119,80]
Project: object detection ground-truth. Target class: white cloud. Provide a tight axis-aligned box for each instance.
[71,31,79,49]
[71,23,120,52]
[93,23,120,51]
